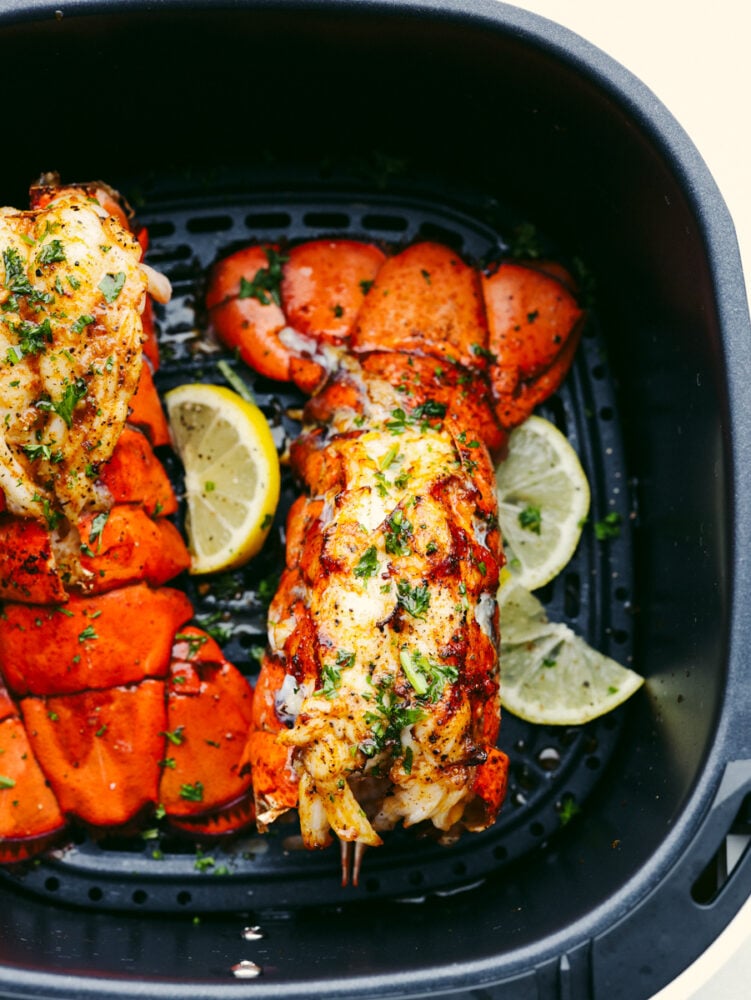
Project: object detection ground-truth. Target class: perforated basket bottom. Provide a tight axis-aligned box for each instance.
[0,191,634,913]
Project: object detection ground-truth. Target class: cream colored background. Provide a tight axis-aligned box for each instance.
[497,3,751,999]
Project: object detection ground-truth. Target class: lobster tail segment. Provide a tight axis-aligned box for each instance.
[481,261,585,429]
[350,242,489,370]
[0,675,67,863]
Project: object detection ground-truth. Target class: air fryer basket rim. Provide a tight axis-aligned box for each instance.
[0,1,750,999]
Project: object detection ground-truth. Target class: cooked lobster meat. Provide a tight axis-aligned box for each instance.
[0,179,255,863]
[208,238,584,883]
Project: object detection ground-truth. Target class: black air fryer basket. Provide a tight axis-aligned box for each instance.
[0,2,750,998]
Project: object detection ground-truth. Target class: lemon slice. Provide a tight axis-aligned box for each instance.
[165,383,280,574]
[499,580,644,725]
[496,415,590,591]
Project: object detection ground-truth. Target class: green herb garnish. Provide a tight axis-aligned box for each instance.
[396,579,430,619]
[180,781,204,802]
[98,271,126,303]
[37,239,66,265]
[384,509,412,557]
[354,545,379,580]
[594,511,622,541]
[237,247,288,307]
[519,504,542,535]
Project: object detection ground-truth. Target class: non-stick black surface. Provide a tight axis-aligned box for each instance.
[0,190,634,913]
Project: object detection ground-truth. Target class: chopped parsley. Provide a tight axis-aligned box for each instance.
[361,677,424,758]
[37,239,66,265]
[595,511,622,540]
[16,318,53,356]
[396,579,430,619]
[180,782,204,802]
[354,545,379,580]
[237,247,288,307]
[257,571,280,606]
[379,444,400,471]
[385,408,410,435]
[88,511,109,546]
[385,401,446,435]
[36,377,87,428]
[32,492,61,531]
[78,625,98,643]
[559,795,581,826]
[174,631,209,658]
[384,509,412,557]
[3,247,33,296]
[23,442,63,464]
[98,271,126,303]
[471,343,496,363]
[317,649,355,699]
[373,471,390,498]
[0,776,16,790]
[195,610,232,643]
[519,504,542,535]
[72,314,95,334]
[412,398,446,421]
[399,648,458,701]
[162,726,186,746]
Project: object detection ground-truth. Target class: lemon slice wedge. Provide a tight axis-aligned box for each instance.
[165,383,280,574]
[496,415,590,591]
[499,579,644,725]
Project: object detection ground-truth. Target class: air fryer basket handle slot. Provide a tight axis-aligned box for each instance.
[589,759,751,999]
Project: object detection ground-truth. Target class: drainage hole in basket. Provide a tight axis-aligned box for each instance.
[585,756,601,771]
[144,220,176,239]
[452,861,467,876]
[361,213,409,233]
[302,211,350,230]
[44,877,60,893]
[492,845,508,862]
[146,244,192,266]
[514,764,539,792]
[88,886,103,903]
[600,405,615,422]
[536,747,561,772]
[132,889,148,905]
[529,822,545,838]
[365,878,380,893]
[177,890,192,906]
[186,214,234,234]
[692,794,751,905]
[408,871,424,887]
[245,211,292,230]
